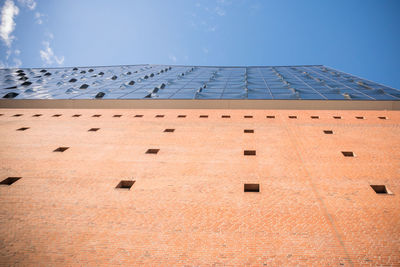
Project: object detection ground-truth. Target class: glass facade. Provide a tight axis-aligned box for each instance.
[1,64,399,100]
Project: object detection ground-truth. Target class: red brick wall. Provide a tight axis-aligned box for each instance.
[0,109,399,266]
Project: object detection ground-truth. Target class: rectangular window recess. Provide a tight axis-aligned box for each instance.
[134,115,143,117]
[311,116,319,119]
[116,180,135,190]
[323,130,333,134]
[341,151,354,157]
[53,147,69,152]
[244,115,253,118]
[244,183,260,192]
[164,129,175,132]
[289,116,297,119]
[266,116,275,119]
[155,115,164,118]
[199,115,208,118]
[52,114,62,117]
[378,116,387,120]
[244,129,254,133]
[177,115,186,118]
[221,115,230,118]
[88,128,100,132]
[33,114,42,117]
[0,177,21,185]
[13,114,23,117]
[113,115,122,117]
[244,150,256,156]
[356,116,364,120]
[370,185,392,195]
[17,127,29,131]
[146,148,159,154]
[92,114,101,117]
[72,114,81,117]
[333,116,341,119]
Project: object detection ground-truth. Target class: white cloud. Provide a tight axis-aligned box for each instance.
[14,48,20,55]
[34,11,43,24]
[40,41,64,65]
[0,0,19,47]
[169,55,177,63]
[17,0,36,10]
[13,57,21,67]
[215,6,225,16]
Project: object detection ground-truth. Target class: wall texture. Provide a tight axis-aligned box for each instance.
[0,108,399,266]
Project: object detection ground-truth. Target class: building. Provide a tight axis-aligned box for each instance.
[0,64,399,266]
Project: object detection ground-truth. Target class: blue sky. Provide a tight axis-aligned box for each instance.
[0,0,399,88]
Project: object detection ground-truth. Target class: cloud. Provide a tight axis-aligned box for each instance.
[0,0,19,47]
[202,48,209,54]
[14,48,20,55]
[17,0,36,10]
[34,11,43,24]
[215,6,225,16]
[13,57,21,67]
[169,55,177,63]
[40,41,64,65]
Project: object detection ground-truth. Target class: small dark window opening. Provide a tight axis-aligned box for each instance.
[244,115,253,118]
[289,116,297,119]
[244,150,256,156]
[13,114,23,117]
[116,180,135,190]
[356,116,364,120]
[33,114,42,117]
[244,183,260,192]
[52,114,62,117]
[177,115,186,118]
[244,129,254,133]
[72,114,81,117]
[92,114,101,117]
[146,149,159,154]
[266,115,275,119]
[17,127,29,131]
[378,116,387,120]
[134,115,143,117]
[221,115,230,118]
[0,177,21,185]
[88,128,100,132]
[113,115,122,117]
[333,116,341,119]
[311,116,319,119]
[341,151,354,157]
[155,115,164,118]
[323,130,333,134]
[54,147,69,152]
[164,129,175,132]
[370,185,389,194]
[199,115,208,118]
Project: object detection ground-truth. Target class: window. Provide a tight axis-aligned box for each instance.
[341,151,354,157]
[244,150,256,156]
[0,177,21,185]
[134,115,143,117]
[311,116,319,119]
[333,116,341,119]
[164,129,175,132]
[72,114,81,117]
[54,147,69,152]
[244,129,254,133]
[155,115,164,118]
[92,114,101,117]
[244,184,260,192]
[289,116,297,119]
[266,116,275,119]
[33,114,42,117]
[370,185,392,194]
[17,127,29,131]
[221,115,230,118]
[199,115,208,118]
[13,114,23,117]
[88,128,100,132]
[146,149,159,154]
[177,115,186,118]
[355,116,364,120]
[323,130,333,134]
[244,115,253,118]
[378,116,387,120]
[116,180,135,190]
[113,115,122,117]
[52,114,62,117]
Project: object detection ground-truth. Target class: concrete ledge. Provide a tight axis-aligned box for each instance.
[0,99,399,110]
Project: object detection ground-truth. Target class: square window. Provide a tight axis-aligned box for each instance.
[244,115,253,118]
[341,151,354,157]
[244,129,254,133]
[92,114,101,117]
[244,150,256,156]
[146,148,159,154]
[72,114,81,117]
[164,129,175,132]
[113,115,122,117]
[289,116,297,119]
[355,116,364,120]
[52,114,62,117]
[244,183,260,192]
[378,116,387,120]
[333,116,341,119]
[323,130,333,134]
[17,127,29,131]
[0,177,21,185]
[116,180,135,190]
[33,114,42,117]
[199,115,208,118]
[370,185,392,194]
[311,116,319,119]
[155,115,164,118]
[54,147,69,152]
[221,115,230,118]
[134,115,143,117]
[88,128,100,132]
[177,115,186,118]
[266,115,275,119]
